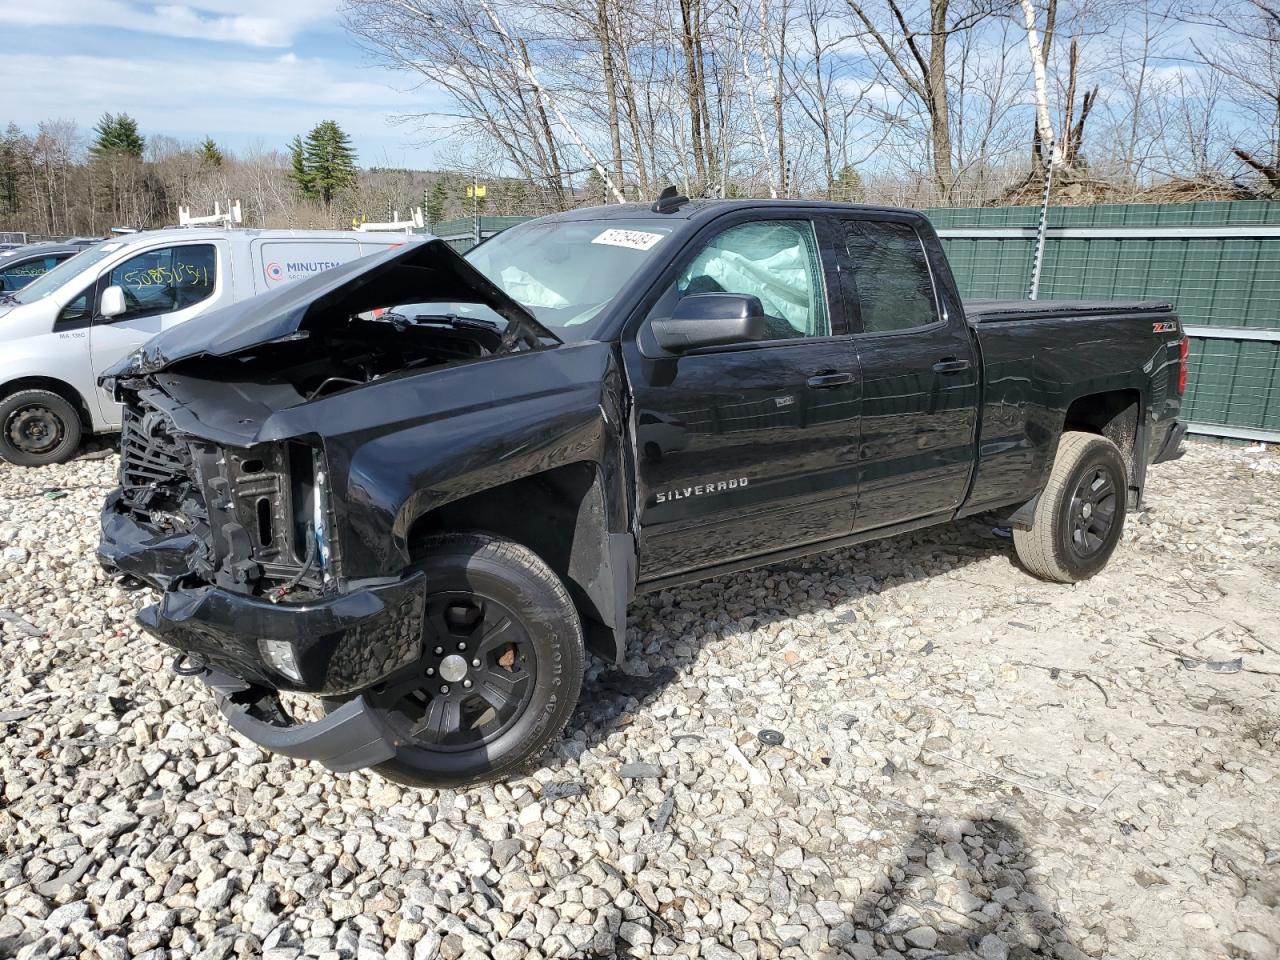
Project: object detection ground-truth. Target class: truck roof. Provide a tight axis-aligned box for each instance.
[533,198,927,225]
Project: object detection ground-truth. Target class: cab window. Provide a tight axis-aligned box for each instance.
[841,220,940,333]
[102,244,217,322]
[675,220,829,340]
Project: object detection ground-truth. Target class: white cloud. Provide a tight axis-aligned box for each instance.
[0,51,450,161]
[0,0,334,48]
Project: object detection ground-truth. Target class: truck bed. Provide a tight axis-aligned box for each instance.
[966,298,1174,323]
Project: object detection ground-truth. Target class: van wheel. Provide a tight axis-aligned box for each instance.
[0,389,83,466]
[1014,430,1128,583]
[329,532,585,789]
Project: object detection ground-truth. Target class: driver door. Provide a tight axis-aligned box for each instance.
[90,242,221,423]
[622,215,862,581]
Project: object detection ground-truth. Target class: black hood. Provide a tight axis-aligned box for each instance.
[105,238,561,378]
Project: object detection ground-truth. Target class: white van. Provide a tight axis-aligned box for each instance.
[0,228,415,465]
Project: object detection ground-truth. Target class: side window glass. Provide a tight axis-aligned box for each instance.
[678,220,829,339]
[0,256,59,291]
[103,244,216,322]
[57,284,94,325]
[842,220,939,333]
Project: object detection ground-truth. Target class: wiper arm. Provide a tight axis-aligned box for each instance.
[409,312,501,333]
[381,311,412,332]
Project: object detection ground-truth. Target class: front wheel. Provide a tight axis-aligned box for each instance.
[331,532,585,788]
[1014,430,1128,583]
[0,389,83,466]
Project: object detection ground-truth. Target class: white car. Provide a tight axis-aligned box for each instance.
[0,228,416,465]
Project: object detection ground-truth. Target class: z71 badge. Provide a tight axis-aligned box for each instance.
[655,477,749,503]
[1152,320,1178,333]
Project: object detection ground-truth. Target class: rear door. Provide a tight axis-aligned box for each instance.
[623,213,862,579]
[833,216,979,530]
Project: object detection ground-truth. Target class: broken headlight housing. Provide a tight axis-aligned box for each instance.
[312,466,332,577]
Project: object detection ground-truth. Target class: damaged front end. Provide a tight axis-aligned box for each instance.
[100,376,426,656]
[96,239,561,771]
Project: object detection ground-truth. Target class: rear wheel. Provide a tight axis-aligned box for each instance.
[1014,430,1128,583]
[0,389,83,466]
[331,532,584,788]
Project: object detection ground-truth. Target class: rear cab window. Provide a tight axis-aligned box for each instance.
[839,219,940,334]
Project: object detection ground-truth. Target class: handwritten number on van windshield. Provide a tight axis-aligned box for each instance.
[122,261,211,289]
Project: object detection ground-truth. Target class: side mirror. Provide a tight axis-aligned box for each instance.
[100,285,126,319]
[651,293,770,352]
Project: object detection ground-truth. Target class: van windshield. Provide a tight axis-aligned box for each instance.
[9,243,121,305]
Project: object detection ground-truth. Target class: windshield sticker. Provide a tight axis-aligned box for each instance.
[591,228,664,251]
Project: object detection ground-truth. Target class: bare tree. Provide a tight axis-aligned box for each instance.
[1182,0,1280,193]
[842,0,1004,196]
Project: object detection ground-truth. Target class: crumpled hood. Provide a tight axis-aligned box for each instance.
[104,237,560,378]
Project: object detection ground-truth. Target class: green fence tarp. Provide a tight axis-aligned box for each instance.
[419,201,1280,437]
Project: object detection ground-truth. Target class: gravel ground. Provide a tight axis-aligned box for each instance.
[1,441,1279,960]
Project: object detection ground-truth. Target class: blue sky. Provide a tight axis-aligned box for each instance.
[0,1,449,168]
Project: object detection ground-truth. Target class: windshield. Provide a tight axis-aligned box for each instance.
[9,242,123,305]
[391,218,675,341]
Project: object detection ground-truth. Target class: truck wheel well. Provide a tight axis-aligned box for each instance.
[0,376,93,433]
[405,462,630,664]
[1062,390,1140,484]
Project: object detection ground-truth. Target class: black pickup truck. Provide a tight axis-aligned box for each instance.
[98,196,1187,787]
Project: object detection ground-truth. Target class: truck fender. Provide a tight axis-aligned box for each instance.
[563,472,635,664]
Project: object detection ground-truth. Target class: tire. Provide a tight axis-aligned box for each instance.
[332,532,585,788]
[0,389,83,466]
[1013,430,1128,583]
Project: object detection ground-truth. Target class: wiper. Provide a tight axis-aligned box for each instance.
[381,311,413,332]
[408,312,501,333]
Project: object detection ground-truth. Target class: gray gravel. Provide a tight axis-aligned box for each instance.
[2,442,1278,960]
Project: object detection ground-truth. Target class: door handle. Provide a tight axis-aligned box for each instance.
[932,357,972,374]
[806,372,854,389]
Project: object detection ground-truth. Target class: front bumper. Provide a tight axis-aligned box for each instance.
[100,492,427,695]
[138,572,427,694]
[98,490,207,589]
[204,670,402,772]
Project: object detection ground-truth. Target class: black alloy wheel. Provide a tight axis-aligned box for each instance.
[369,591,539,753]
[1067,465,1118,559]
[331,532,585,788]
[1013,430,1128,583]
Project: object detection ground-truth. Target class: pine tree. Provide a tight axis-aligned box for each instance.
[0,124,24,215]
[287,135,311,196]
[301,121,357,206]
[90,113,144,159]
[831,165,864,202]
[426,178,447,226]
[198,137,224,169]
[585,168,606,204]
